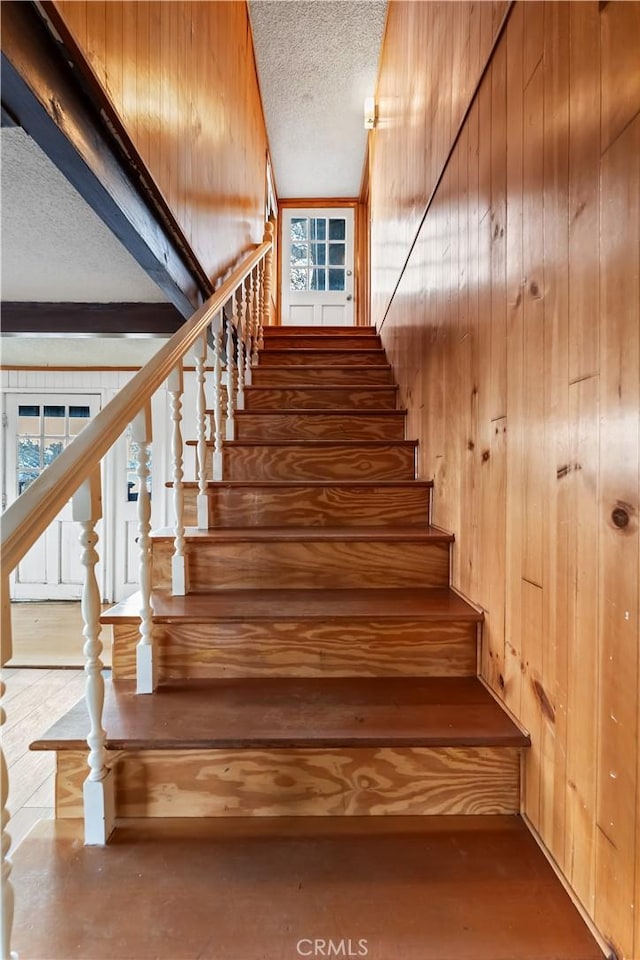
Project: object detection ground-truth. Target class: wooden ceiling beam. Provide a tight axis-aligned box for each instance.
[1,302,184,336]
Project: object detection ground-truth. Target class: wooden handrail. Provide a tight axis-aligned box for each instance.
[0,239,271,573]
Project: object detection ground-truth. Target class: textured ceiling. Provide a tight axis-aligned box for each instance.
[0,335,164,367]
[0,128,167,303]
[249,0,387,198]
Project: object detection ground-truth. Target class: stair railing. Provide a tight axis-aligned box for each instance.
[0,227,273,956]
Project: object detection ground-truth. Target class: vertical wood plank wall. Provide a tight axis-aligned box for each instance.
[53,1,268,284]
[369,2,640,957]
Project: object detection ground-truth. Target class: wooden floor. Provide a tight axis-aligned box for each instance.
[10,816,604,960]
[8,601,113,668]
[2,666,85,853]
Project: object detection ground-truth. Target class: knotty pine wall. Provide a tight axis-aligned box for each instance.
[53,1,269,284]
[369,2,640,958]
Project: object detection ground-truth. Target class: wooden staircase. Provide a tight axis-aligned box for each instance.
[17,325,603,959]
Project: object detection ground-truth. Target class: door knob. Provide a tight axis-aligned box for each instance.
[346,295,353,301]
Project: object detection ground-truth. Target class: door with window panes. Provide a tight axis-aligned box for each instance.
[282,207,355,325]
[4,393,102,599]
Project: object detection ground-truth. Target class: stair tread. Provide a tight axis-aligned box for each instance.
[150,524,452,542]
[245,378,399,392]
[165,479,433,488]
[219,439,417,447]
[260,348,386,354]
[32,676,528,750]
[264,325,376,333]
[234,408,406,416]
[251,364,393,370]
[9,816,604,960]
[100,586,482,624]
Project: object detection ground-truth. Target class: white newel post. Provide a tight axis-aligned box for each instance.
[242,278,253,387]
[167,365,186,595]
[251,267,260,366]
[132,405,156,694]
[263,224,274,340]
[211,312,224,480]
[225,299,237,440]
[72,470,115,844]
[193,333,209,530]
[1,678,17,960]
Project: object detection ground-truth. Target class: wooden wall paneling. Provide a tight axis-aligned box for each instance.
[56,1,86,49]
[523,0,544,89]
[482,417,507,694]
[540,0,570,863]
[149,2,163,196]
[104,2,123,114]
[565,375,600,916]
[599,1,640,156]
[464,99,481,603]
[452,125,469,590]
[121,1,137,139]
[503,1,525,720]
[568,2,600,384]
[135,1,151,160]
[489,37,507,422]
[594,114,640,960]
[85,2,107,88]
[370,1,509,327]
[52,0,269,286]
[520,578,544,833]
[521,59,545,589]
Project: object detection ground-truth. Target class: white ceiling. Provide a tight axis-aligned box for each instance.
[0,127,167,303]
[249,0,387,198]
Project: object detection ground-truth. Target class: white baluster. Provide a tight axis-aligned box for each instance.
[251,267,260,366]
[193,333,209,530]
[237,309,246,411]
[211,312,224,481]
[225,300,237,441]
[242,278,253,387]
[132,406,156,694]
[1,677,17,960]
[167,365,186,595]
[72,470,115,845]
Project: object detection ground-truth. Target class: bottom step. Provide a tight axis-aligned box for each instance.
[10,817,603,960]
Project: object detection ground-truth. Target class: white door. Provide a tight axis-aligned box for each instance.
[4,393,102,600]
[282,207,355,326]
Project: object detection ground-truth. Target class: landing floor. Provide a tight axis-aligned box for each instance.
[11,816,603,960]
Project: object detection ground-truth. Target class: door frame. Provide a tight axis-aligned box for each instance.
[277,198,361,326]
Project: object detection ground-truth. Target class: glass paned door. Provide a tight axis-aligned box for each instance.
[282,207,355,325]
[4,393,101,600]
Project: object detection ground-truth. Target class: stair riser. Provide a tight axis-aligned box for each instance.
[111,619,477,681]
[57,745,520,818]
[251,366,394,385]
[259,351,388,367]
[245,387,398,410]
[152,539,450,590]
[263,336,381,350]
[234,413,405,441]
[182,485,431,527]
[223,444,416,481]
